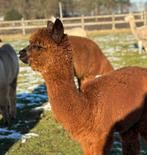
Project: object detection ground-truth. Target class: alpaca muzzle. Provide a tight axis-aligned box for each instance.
[19,48,29,64]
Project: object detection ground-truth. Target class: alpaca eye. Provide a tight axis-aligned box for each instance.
[32,45,44,51]
[37,45,43,50]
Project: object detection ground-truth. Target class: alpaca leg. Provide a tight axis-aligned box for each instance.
[89,134,113,155]
[9,78,17,119]
[0,97,10,124]
[138,112,147,142]
[139,126,147,142]
[81,141,107,155]
[136,98,147,142]
[138,40,142,54]
[90,140,112,155]
[90,142,106,155]
[81,142,91,155]
[121,127,140,155]
[145,47,147,53]
[0,86,10,124]
[82,142,103,155]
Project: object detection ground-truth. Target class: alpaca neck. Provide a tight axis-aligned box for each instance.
[42,39,89,132]
[129,20,138,40]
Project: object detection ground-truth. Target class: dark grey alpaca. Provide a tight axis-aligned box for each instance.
[0,44,19,124]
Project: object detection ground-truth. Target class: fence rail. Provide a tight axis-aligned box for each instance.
[0,12,147,35]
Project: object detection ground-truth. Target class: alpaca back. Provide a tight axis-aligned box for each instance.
[69,36,113,83]
[82,66,147,133]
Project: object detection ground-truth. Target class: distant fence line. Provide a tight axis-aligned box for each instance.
[0,11,147,35]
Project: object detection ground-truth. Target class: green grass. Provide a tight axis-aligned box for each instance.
[6,112,82,155]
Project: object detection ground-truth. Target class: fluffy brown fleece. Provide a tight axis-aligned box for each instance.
[45,21,113,89]
[19,19,147,155]
[69,36,113,88]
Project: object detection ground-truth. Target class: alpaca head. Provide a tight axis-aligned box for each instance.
[125,14,135,23]
[19,19,71,73]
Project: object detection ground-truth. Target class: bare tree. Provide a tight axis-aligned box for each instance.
[0,0,132,19]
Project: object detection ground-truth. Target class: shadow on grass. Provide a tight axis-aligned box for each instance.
[0,83,48,155]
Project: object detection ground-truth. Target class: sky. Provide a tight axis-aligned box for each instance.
[130,0,147,11]
[131,0,147,2]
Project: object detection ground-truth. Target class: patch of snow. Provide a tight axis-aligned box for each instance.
[16,103,25,109]
[0,128,22,140]
[0,128,10,132]
[31,102,51,112]
[113,141,121,145]
[111,147,122,152]
[12,123,21,128]
[0,132,22,140]
[0,128,39,142]
[19,66,32,72]
[21,133,39,143]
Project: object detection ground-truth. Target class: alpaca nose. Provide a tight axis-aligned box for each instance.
[19,48,27,59]
[19,48,29,64]
[19,48,26,55]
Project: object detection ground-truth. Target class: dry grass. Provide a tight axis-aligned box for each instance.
[87,29,131,37]
[0,29,132,42]
[0,34,30,42]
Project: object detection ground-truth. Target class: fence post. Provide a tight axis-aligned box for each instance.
[21,18,26,35]
[144,11,147,25]
[81,15,85,29]
[112,13,116,30]
[141,11,144,21]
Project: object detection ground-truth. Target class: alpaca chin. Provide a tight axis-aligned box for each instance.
[30,63,40,72]
[20,56,29,64]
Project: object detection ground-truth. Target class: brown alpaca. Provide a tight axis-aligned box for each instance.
[45,21,113,88]
[70,36,113,87]
[19,19,147,155]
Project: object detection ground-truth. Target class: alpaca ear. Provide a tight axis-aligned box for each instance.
[47,21,53,31]
[51,19,64,44]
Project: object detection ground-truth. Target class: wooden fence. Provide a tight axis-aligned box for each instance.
[0,12,147,35]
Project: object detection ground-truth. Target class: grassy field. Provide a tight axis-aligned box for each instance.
[0,31,147,155]
[5,112,82,155]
